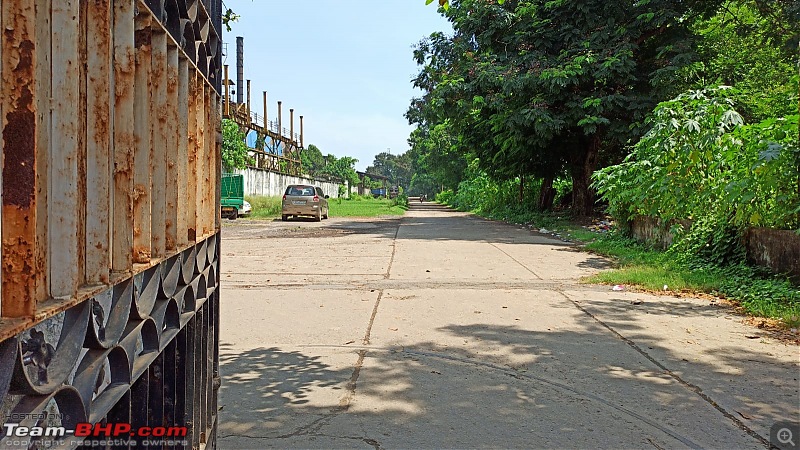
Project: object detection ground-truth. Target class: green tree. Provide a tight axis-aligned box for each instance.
[221,119,252,172]
[411,0,721,215]
[320,154,360,189]
[366,152,413,189]
[300,144,326,177]
[681,1,800,122]
[406,123,468,192]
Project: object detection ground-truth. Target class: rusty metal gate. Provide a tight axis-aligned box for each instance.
[1,0,223,448]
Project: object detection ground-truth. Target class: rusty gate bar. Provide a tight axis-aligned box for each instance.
[0,0,224,448]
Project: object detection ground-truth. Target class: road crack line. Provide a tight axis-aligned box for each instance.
[400,348,702,449]
[384,219,401,279]
[489,242,543,280]
[554,289,771,448]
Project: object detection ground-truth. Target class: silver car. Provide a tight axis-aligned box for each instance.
[281,184,330,221]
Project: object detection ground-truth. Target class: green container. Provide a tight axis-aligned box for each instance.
[221,173,244,218]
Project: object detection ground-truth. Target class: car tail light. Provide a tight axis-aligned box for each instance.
[282,194,286,201]
[313,195,320,202]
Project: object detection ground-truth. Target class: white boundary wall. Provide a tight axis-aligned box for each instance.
[235,167,344,198]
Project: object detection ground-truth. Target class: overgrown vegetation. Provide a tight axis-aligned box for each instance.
[593,88,799,266]
[243,195,282,219]
[583,234,800,328]
[222,119,253,171]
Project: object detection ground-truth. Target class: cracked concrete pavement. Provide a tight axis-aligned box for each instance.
[217,202,799,449]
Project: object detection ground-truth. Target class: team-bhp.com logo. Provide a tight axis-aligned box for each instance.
[3,422,188,447]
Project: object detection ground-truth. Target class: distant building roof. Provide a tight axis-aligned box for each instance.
[356,171,389,181]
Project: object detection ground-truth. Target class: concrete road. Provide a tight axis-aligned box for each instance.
[218,203,799,449]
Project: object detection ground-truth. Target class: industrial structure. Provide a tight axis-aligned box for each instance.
[222,36,305,177]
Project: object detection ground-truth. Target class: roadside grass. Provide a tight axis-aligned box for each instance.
[242,195,407,219]
[442,201,800,327]
[244,195,282,219]
[583,234,800,327]
[329,196,407,217]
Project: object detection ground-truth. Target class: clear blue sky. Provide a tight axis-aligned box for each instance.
[222,0,452,171]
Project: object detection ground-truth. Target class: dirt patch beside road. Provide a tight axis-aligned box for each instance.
[222,216,402,240]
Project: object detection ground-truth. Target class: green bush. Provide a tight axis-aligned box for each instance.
[594,87,799,231]
[594,87,799,265]
[436,189,454,204]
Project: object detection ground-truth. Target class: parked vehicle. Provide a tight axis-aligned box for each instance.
[239,200,252,217]
[221,173,245,219]
[282,184,330,221]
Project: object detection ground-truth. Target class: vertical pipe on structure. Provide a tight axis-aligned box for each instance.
[50,0,81,297]
[246,80,251,119]
[86,0,112,285]
[133,14,153,263]
[235,36,243,105]
[300,116,304,148]
[112,0,135,274]
[150,28,167,259]
[277,101,282,138]
[165,45,179,252]
[223,65,229,117]
[177,56,189,248]
[1,0,38,316]
[263,92,267,131]
[290,109,294,146]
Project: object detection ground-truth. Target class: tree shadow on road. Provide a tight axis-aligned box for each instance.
[217,317,798,449]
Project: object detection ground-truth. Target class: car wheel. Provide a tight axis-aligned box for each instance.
[281,215,288,221]
[315,210,322,222]
[230,209,238,220]
[323,208,329,220]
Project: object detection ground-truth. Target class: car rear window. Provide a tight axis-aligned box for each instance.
[286,186,315,196]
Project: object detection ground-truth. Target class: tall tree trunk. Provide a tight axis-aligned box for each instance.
[538,176,555,211]
[571,134,600,217]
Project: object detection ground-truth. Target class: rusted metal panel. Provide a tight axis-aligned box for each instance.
[177,56,189,248]
[165,44,179,252]
[1,0,39,316]
[150,27,167,259]
[133,13,152,263]
[214,93,221,231]
[49,0,82,298]
[85,0,112,285]
[33,0,51,305]
[187,71,198,243]
[76,0,88,291]
[112,0,136,274]
[203,86,212,237]
[1,0,224,444]
[196,84,206,238]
